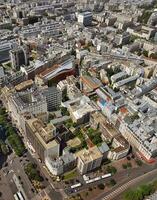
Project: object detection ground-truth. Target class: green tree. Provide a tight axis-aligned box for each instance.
[106,165,117,175]
[150,52,157,59]
[143,50,148,57]
[127,162,132,168]
[0,140,9,155]
[97,183,105,190]
[24,163,43,182]
[110,179,116,186]
[61,107,69,116]
[122,164,128,169]
[123,190,136,200]
[139,184,154,196]
[62,88,69,102]
[136,160,143,166]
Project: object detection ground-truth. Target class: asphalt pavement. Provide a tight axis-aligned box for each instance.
[93,162,157,200]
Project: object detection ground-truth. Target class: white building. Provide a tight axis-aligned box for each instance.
[45,152,76,176]
[78,11,92,26]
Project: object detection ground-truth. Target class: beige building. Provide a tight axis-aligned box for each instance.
[76,146,103,174]
[1,86,14,110]
[90,111,119,142]
[14,79,34,92]
[68,96,95,124]
[25,118,59,161]
[127,26,156,40]
[107,135,130,160]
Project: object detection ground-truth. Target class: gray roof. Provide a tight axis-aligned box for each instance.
[98,142,109,153]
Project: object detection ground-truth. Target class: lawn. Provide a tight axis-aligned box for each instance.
[63,169,78,180]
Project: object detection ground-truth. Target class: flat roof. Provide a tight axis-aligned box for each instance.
[76,146,102,164]
[26,118,57,149]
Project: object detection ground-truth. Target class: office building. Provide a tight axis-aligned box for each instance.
[78,11,92,26]
[42,86,62,111]
[8,87,47,127]
[25,118,59,161]
[10,46,29,70]
[0,43,12,63]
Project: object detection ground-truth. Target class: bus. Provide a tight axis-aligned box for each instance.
[17,192,25,200]
[71,183,82,189]
[101,173,112,179]
[14,194,20,200]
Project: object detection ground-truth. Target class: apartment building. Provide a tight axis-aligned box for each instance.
[119,117,157,161]
[76,146,103,174]
[108,135,130,160]
[45,152,76,176]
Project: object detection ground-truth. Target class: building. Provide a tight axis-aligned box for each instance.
[127,26,156,40]
[68,96,95,124]
[111,71,128,83]
[0,66,5,81]
[45,152,76,176]
[114,32,130,46]
[25,118,59,161]
[98,142,110,160]
[0,43,12,63]
[6,71,26,87]
[76,146,103,174]
[35,58,75,84]
[57,75,78,91]
[107,135,130,160]
[113,75,139,89]
[90,111,119,141]
[42,86,62,111]
[135,78,157,97]
[14,80,34,92]
[80,75,102,94]
[67,85,82,100]
[10,46,29,70]
[119,115,157,162]
[77,12,92,26]
[57,75,81,100]
[8,87,47,127]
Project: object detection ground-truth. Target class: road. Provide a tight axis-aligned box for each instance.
[15,126,64,200]
[93,166,157,200]
[0,169,15,200]
[24,148,64,200]
[4,150,63,200]
[5,153,35,200]
[65,159,157,200]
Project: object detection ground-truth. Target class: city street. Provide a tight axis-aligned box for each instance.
[1,150,63,200]
[65,160,157,199]
[0,169,15,200]
[93,163,157,200]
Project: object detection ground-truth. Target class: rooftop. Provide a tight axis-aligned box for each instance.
[76,146,102,164]
[81,75,102,90]
[15,80,34,91]
[26,118,57,148]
